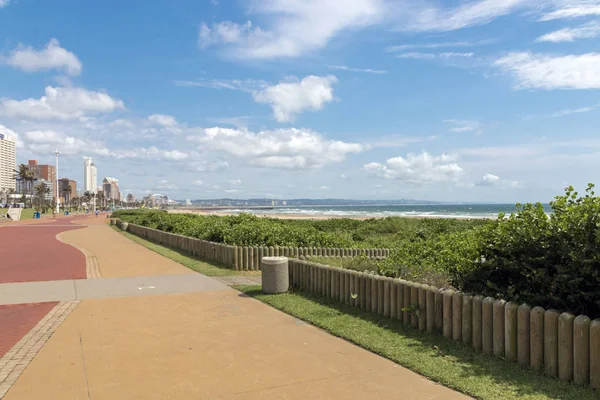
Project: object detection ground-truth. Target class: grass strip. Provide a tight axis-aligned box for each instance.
[233,285,598,400]
[109,226,260,277]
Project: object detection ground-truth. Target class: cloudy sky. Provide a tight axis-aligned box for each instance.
[1,0,599,202]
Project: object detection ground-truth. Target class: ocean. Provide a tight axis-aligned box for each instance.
[218,204,553,219]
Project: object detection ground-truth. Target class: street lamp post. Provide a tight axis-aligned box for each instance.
[53,149,60,214]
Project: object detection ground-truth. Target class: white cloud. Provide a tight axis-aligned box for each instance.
[396,0,530,32]
[188,127,363,169]
[188,160,230,172]
[386,40,494,52]
[253,75,337,122]
[396,52,474,60]
[494,52,600,90]
[328,65,387,74]
[478,173,500,185]
[476,173,522,188]
[193,180,204,186]
[551,104,599,117]
[539,3,600,21]
[0,86,125,120]
[198,0,384,59]
[3,39,82,76]
[112,146,188,161]
[363,152,464,184]
[340,174,347,178]
[21,129,109,156]
[536,21,600,42]
[229,179,242,186]
[147,114,178,127]
[0,0,10,8]
[173,78,267,92]
[109,119,135,129]
[224,189,238,193]
[444,119,484,135]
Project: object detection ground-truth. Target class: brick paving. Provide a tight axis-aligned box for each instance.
[0,301,79,398]
[0,303,58,358]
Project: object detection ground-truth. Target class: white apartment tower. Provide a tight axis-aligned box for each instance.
[0,133,16,192]
[83,156,98,193]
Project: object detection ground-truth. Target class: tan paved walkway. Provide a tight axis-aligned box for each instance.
[60,222,193,278]
[3,220,469,400]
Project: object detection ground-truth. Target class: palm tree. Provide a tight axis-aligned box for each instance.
[62,185,72,210]
[34,182,50,213]
[13,164,34,207]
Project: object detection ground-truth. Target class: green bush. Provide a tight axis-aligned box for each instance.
[455,184,600,317]
[112,210,483,249]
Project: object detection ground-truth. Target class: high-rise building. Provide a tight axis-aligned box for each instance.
[27,159,56,197]
[102,177,121,201]
[58,178,77,204]
[126,193,136,203]
[83,157,97,193]
[0,133,16,192]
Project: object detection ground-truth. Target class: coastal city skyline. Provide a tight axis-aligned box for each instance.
[1,1,600,203]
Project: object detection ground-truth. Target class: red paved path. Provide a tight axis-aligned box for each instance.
[0,217,87,284]
[0,302,58,358]
[0,216,94,359]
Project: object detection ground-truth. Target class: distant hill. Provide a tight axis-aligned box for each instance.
[178,198,443,207]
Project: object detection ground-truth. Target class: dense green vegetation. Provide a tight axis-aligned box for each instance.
[112,209,485,248]
[114,184,600,317]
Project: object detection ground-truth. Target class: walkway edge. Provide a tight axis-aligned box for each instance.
[0,301,80,399]
[56,232,102,279]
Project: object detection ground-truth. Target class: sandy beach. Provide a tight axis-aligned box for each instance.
[168,209,373,220]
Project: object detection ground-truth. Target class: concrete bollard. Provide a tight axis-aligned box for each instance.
[360,274,368,310]
[243,247,249,271]
[233,245,240,270]
[462,294,473,345]
[443,289,454,339]
[343,271,350,304]
[410,284,419,329]
[590,319,600,389]
[493,299,506,357]
[482,297,494,356]
[403,282,411,325]
[378,277,385,316]
[418,285,427,331]
[261,257,289,294]
[472,295,483,351]
[365,274,372,311]
[383,278,391,317]
[530,306,545,371]
[349,271,356,306]
[505,302,519,362]
[396,281,404,320]
[517,304,531,366]
[426,286,436,333]
[558,312,575,381]
[435,289,444,332]
[254,247,260,270]
[452,292,463,342]
[389,279,397,319]
[370,275,378,313]
[573,315,590,385]
[248,247,255,270]
[544,309,560,378]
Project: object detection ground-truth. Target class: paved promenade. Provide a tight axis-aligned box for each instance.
[0,215,468,399]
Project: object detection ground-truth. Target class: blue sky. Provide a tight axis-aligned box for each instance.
[1,0,599,203]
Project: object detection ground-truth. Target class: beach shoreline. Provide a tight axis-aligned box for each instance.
[167,209,494,220]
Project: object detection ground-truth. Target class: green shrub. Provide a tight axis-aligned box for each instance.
[455,184,600,317]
